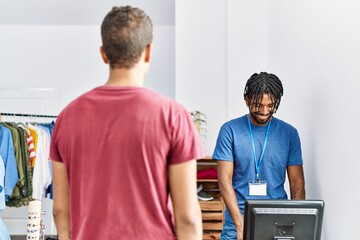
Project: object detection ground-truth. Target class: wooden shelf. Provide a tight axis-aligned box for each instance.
[201,211,223,221]
[197,179,218,183]
[197,158,224,240]
[202,232,221,240]
[197,157,215,162]
[199,198,223,211]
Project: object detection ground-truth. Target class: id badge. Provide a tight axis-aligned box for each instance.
[249,180,267,196]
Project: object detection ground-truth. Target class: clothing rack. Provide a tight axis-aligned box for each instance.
[0,113,57,118]
[1,113,56,207]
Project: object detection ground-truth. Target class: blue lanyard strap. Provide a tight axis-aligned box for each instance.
[247,115,271,180]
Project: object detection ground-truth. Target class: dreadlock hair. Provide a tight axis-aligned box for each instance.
[243,72,283,113]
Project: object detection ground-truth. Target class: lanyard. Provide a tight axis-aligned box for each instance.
[247,115,271,181]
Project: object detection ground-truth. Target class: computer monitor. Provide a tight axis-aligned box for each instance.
[243,199,325,240]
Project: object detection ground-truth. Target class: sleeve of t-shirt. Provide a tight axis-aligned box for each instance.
[288,128,303,166]
[212,123,234,162]
[168,105,204,165]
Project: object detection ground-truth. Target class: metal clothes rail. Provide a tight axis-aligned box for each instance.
[0,112,57,118]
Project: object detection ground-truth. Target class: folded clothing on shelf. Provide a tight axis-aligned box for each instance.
[197,168,217,179]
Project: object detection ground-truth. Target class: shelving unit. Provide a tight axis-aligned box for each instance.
[197,158,224,240]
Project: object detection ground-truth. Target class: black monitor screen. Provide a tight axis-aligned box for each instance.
[243,199,325,240]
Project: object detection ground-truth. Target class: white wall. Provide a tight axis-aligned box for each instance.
[0,25,174,114]
[0,0,175,26]
[227,0,268,119]
[175,0,227,156]
[267,1,360,239]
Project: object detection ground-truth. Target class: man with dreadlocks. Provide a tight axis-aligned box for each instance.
[212,72,305,240]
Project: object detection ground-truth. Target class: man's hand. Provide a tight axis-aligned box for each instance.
[236,218,244,240]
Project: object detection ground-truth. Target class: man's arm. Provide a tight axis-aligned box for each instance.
[52,160,71,240]
[217,160,243,240]
[287,165,305,199]
[169,160,202,240]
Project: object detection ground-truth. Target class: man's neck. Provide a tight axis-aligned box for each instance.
[105,67,145,87]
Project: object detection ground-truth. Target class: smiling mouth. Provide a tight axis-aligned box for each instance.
[250,111,273,125]
[256,114,270,119]
[254,113,272,124]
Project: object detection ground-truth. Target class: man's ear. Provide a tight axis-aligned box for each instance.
[100,46,109,64]
[144,44,152,63]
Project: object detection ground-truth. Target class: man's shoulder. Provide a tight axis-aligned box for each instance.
[272,117,298,131]
[222,115,247,127]
[144,89,190,114]
[56,87,99,120]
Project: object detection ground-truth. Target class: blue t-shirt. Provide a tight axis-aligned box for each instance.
[212,115,303,230]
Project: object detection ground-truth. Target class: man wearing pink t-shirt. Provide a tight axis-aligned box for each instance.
[50,6,203,240]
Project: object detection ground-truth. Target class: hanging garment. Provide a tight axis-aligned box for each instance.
[18,123,36,168]
[1,122,33,207]
[0,155,11,240]
[29,124,51,200]
[0,124,19,201]
[0,118,54,207]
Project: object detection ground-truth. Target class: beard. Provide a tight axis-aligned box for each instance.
[250,111,273,125]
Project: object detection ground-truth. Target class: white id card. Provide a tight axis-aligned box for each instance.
[249,181,267,196]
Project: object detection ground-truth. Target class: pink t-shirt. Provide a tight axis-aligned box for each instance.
[50,86,204,239]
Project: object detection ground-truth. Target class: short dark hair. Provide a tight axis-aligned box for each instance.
[243,72,283,112]
[101,6,153,69]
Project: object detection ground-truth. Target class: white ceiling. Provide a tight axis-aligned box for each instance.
[0,0,174,25]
